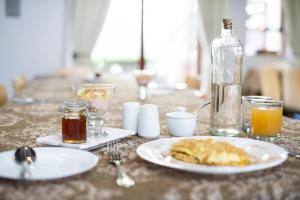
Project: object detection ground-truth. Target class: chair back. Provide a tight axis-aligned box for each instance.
[185,76,201,89]
[243,68,261,95]
[259,64,282,100]
[13,75,27,95]
[0,85,8,106]
[55,66,90,78]
[282,68,300,111]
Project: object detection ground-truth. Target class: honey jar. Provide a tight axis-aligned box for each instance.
[60,100,86,144]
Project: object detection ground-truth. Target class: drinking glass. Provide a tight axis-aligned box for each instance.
[242,96,273,133]
[72,84,116,138]
[250,100,283,141]
[133,69,155,101]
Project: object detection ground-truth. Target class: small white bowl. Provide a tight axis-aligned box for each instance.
[166,107,197,137]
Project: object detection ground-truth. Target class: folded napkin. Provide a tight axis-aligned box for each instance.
[37,127,135,150]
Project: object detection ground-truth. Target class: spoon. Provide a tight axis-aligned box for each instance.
[15,146,37,179]
[193,99,211,115]
[15,146,36,163]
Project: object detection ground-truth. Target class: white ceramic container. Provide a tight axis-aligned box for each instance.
[122,102,140,133]
[166,107,196,137]
[138,104,160,138]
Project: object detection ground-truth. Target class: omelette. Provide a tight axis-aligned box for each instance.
[170,139,251,166]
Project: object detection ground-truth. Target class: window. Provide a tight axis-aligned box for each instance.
[245,0,283,56]
[91,0,141,67]
[91,0,198,84]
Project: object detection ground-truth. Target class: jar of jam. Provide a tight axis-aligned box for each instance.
[60,100,86,144]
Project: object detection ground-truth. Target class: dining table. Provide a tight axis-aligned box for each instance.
[0,74,300,200]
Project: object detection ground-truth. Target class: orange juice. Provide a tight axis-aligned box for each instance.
[251,107,282,136]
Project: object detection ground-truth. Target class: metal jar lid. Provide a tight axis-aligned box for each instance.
[59,100,86,113]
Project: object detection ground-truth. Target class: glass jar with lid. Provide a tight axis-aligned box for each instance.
[59,100,87,144]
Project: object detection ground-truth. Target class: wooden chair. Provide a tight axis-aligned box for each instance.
[0,85,8,106]
[20,74,28,86]
[13,75,27,95]
[55,66,91,78]
[185,75,201,89]
[242,68,261,95]
[258,64,282,100]
[282,68,300,112]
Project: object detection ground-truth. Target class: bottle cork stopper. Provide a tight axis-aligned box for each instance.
[223,18,232,29]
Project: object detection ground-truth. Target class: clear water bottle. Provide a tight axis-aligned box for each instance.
[209,19,244,136]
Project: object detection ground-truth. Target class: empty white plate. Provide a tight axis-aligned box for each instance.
[0,147,99,180]
[137,136,288,175]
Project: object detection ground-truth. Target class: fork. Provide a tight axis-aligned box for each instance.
[288,151,300,159]
[107,142,135,188]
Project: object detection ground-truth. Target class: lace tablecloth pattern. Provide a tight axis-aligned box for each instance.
[0,76,300,200]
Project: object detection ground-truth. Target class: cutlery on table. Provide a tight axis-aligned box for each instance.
[107,142,135,188]
[288,151,300,159]
[193,99,211,115]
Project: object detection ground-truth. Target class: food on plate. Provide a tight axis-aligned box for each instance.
[76,88,113,101]
[170,139,251,166]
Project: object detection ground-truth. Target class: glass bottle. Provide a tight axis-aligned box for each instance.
[209,19,244,136]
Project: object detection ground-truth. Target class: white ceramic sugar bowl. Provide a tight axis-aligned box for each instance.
[166,107,197,137]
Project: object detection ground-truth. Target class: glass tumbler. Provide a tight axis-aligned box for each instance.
[250,100,283,141]
[242,96,272,133]
[133,69,155,101]
[72,84,116,139]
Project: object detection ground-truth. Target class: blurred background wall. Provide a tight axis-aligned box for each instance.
[0,0,72,97]
[0,0,298,107]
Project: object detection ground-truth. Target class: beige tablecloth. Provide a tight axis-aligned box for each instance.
[0,75,300,200]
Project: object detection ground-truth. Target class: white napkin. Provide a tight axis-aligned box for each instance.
[37,127,135,150]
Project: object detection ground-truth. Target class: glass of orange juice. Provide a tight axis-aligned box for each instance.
[250,100,283,141]
[242,96,273,133]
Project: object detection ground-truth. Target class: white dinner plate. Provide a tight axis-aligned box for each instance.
[0,147,99,180]
[136,136,288,175]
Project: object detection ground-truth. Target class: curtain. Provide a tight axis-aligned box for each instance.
[196,0,228,96]
[284,0,300,66]
[72,0,111,65]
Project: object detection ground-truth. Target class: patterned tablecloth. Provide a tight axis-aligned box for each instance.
[0,75,300,200]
